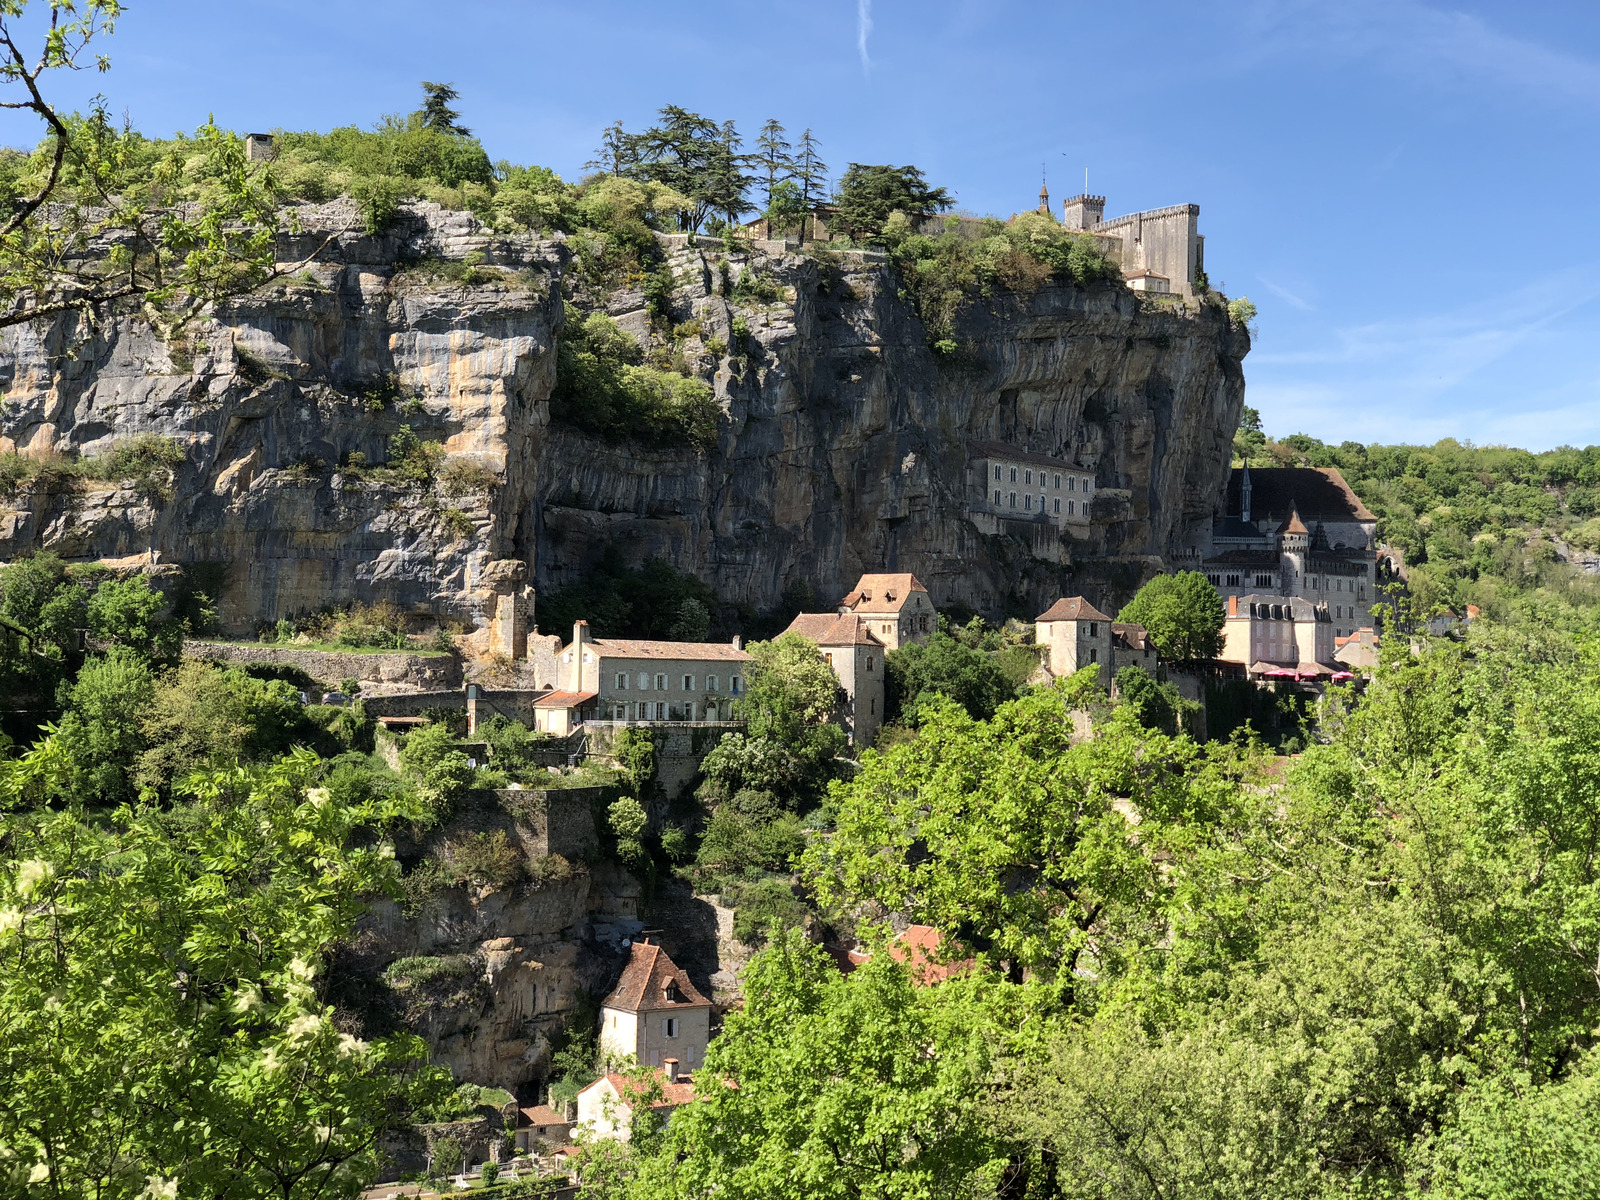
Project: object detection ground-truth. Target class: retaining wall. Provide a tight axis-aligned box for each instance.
[187,641,460,689]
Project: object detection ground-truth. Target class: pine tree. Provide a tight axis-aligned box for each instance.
[794,129,829,243]
[755,119,795,237]
[419,82,469,136]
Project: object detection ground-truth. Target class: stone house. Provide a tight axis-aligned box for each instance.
[783,612,886,748]
[514,1103,573,1152]
[1035,597,1158,689]
[835,573,936,651]
[1205,466,1378,640]
[557,620,750,724]
[1124,267,1171,293]
[575,1064,697,1144]
[597,938,713,1073]
[1219,593,1338,677]
[1335,627,1379,669]
[967,441,1096,534]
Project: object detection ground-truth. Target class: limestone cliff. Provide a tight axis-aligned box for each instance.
[0,202,1248,631]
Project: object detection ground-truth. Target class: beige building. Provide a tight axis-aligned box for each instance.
[1220,593,1337,677]
[968,441,1096,535]
[557,620,750,724]
[784,612,886,748]
[1205,466,1378,640]
[1334,627,1379,669]
[836,573,935,651]
[1035,597,1156,688]
[575,1066,696,1143]
[598,939,713,1073]
[1124,267,1172,293]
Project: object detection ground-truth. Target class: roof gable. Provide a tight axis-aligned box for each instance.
[1036,596,1111,623]
[785,613,886,647]
[837,574,929,615]
[602,941,711,1014]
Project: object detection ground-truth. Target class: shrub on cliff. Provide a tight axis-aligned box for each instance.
[551,305,720,449]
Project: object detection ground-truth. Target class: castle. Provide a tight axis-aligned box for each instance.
[1058,192,1205,298]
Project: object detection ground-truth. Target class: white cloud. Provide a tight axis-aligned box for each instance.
[1258,275,1315,311]
[857,0,874,72]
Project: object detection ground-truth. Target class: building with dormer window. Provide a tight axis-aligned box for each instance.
[1205,466,1379,640]
[598,937,712,1072]
[835,573,936,651]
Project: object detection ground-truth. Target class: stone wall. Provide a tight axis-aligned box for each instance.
[583,722,741,804]
[186,640,460,689]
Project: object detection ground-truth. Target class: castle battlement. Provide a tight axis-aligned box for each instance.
[1068,197,1205,297]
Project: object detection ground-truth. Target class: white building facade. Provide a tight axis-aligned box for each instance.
[560,621,750,724]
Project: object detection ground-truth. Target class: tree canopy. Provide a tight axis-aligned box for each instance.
[1116,570,1226,663]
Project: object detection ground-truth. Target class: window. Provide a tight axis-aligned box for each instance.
[1054,498,1061,514]
[1089,622,1099,637]
[1025,494,1033,510]
[683,674,694,691]
[1335,605,1342,618]
[866,656,874,672]
[686,702,696,721]
[1010,466,1018,482]
[707,674,719,692]
[1009,492,1017,508]
[664,1018,680,1038]
[1256,574,1272,587]
[1089,648,1098,663]
[650,1050,661,1066]
[1025,469,1033,485]
[639,672,650,689]
[870,697,876,714]
[994,489,1002,504]
[1226,574,1240,587]
[824,652,833,666]
[1358,586,1366,600]
[1040,494,1046,512]
[994,465,1001,480]
[1054,473,1061,488]
[731,676,742,694]
[1068,476,1076,491]
[1068,500,1075,515]
[655,673,667,690]
[616,672,629,690]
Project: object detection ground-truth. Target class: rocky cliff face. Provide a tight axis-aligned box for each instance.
[0,202,1248,632]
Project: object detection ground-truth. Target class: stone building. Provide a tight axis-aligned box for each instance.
[835,573,936,651]
[1220,593,1338,677]
[1035,596,1154,688]
[597,938,712,1072]
[576,1066,696,1144]
[783,612,887,748]
[1204,466,1378,640]
[1060,194,1205,298]
[967,441,1097,536]
[556,620,750,724]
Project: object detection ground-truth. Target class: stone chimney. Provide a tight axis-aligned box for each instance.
[731,634,742,651]
[663,1057,679,1083]
[1228,595,1238,617]
[570,620,592,691]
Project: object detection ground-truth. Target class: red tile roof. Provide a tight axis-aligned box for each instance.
[1111,622,1151,652]
[580,1070,697,1110]
[602,941,711,1013]
[1278,504,1310,536]
[520,1104,572,1130]
[1036,596,1111,623]
[587,639,751,662]
[837,573,929,615]
[785,613,885,647]
[532,690,598,708]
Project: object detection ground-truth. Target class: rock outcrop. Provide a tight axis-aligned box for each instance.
[0,203,1248,633]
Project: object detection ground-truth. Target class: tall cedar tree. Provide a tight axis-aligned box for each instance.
[833,163,953,241]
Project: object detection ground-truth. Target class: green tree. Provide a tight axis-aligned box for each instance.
[0,747,446,1199]
[86,574,183,663]
[628,106,750,233]
[706,633,845,803]
[1233,404,1268,464]
[627,930,1005,1199]
[806,684,1213,984]
[832,163,953,242]
[1113,663,1190,737]
[1116,571,1225,664]
[792,128,827,243]
[419,81,469,135]
[753,119,794,237]
[885,629,1014,724]
[54,647,153,804]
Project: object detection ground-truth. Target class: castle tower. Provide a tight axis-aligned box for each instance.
[1277,504,1309,595]
[1061,193,1105,231]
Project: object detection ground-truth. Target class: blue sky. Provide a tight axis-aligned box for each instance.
[3,0,1596,450]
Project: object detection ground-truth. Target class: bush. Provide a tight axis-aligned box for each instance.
[551,306,720,448]
[730,878,809,946]
[885,631,1014,724]
[80,435,186,503]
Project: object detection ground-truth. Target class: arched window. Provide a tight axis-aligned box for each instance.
[1054,474,1061,488]
[1010,467,1018,482]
